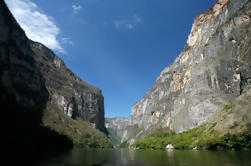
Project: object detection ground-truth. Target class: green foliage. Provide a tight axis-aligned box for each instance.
[230,121,240,129]
[107,128,121,146]
[248,123,251,130]
[75,135,113,148]
[43,103,113,148]
[132,125,211,150]
[223,103,232,112]
[118,141,129,148]
[207,131,251,150]
[132,123,251,150]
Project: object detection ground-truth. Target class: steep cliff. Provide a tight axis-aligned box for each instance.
[0,0,111,152]
[132,87,251,150]
[0,0,72,162]
[105,117,130,146]
[126,0,251,145]
[31,41,107,133]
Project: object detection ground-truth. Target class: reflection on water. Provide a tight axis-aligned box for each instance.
[36,148,251,166]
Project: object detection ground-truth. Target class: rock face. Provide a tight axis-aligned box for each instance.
[0,0,108,152]
[0,0,106,133]
[212,85,251,136]
[31,41,106,132]
[105,118,130,145]
[106,118,130,132]
[0,0,73,160]
[0,1,48,110]
[127,0,251,144]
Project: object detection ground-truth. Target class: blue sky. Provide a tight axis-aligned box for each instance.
[6,0,215,118]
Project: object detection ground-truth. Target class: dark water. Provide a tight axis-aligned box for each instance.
[36,148,251,166]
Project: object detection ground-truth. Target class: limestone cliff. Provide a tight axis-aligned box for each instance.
[0,0,72,160]
[31,41,106,133]
[0,0,111,152]
[126,0,251,144]
[105,117,130,146]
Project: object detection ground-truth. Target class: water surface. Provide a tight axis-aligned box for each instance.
[36,148,251,166]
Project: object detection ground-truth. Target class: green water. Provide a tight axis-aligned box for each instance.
[36,148,251,166]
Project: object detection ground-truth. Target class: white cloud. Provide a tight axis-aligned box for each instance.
[5,0,65,53]
[72,4,82,14]
[113,15,142,30]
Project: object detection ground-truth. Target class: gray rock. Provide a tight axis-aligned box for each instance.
[30,38,106,133]
[125,0,251,145]
[105,117,130,145]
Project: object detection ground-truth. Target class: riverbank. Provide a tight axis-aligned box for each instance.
[131,125,251,150]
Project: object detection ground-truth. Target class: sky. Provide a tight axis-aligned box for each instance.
[5,0,215,118]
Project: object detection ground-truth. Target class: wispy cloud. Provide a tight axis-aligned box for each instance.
[6,0,65,53]
[60,37,74,46]
[72,4,82,14]
[134,15,142,23]
[113,15,142,30]
[113,20,134,30]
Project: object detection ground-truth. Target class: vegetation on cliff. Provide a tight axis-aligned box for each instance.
[43,103,113,148]
[132,92,251,151]
[131,126,251,150]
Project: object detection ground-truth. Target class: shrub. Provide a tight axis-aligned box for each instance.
[223,103,232,112]
[230,121,240,129]
[132,124,251,150]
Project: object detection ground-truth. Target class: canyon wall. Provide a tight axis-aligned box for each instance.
[126,0,251,144]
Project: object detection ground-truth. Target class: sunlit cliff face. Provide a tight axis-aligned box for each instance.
[188,0,229,47]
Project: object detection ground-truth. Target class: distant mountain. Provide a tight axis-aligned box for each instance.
[105,117,130,146]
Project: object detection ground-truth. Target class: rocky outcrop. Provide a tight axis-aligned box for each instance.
[127,0,251,144]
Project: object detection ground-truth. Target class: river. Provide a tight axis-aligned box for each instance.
[36,148,251,166]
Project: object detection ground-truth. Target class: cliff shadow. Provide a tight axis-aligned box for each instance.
[0,1,72,165]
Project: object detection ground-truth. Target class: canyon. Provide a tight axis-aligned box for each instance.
[0,0,112,154]
[107,0,251,146]
[1,0,250,152]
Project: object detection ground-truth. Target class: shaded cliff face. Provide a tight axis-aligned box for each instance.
[0,1,48,110]
[0,0,110,151]
[0,1,73,162]
[1,1,106,133]
[128,0,251,144]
